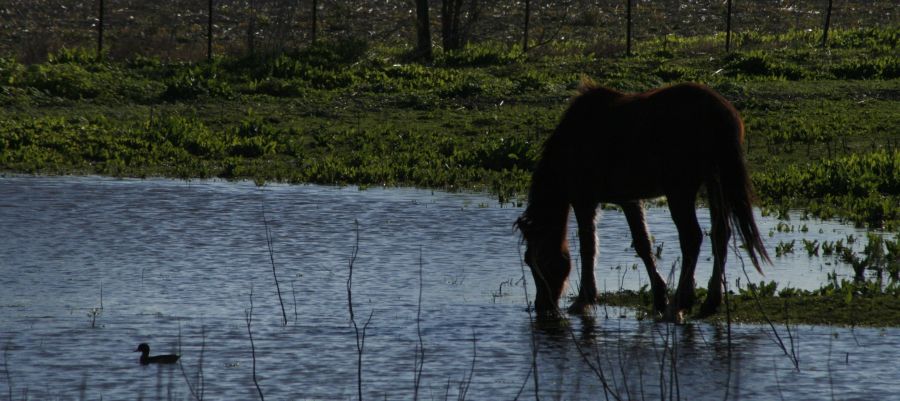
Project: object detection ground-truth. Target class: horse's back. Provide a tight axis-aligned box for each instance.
[551,83,742,202]
[565,83,736,141]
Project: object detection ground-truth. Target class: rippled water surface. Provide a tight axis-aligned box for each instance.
[1,176,896,400]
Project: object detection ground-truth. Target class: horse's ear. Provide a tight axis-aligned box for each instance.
[577,75,597,94]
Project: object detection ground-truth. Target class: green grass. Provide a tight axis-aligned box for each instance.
[1,26,898,225]
[602,288,900,327]
[602,232,900,327]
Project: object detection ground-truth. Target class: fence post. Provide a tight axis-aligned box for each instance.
[207,0,214,62]
[97,0,104,60]
[311,0,318,43]
[625,0,632,56]
[523,0,530,52]
[725,0,733,52]
[248,0,256,56]
[415,0,432,60]
[822,0,833,48]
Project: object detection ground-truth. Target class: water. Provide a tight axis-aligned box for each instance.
[0,175,894,400]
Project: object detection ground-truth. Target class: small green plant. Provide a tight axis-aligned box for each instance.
[723,51,808,80]
[830,57,900,80]
[741,280,778,298]
[162,65,233,100]
[802,238,820,256]
[653,65,698,82]
[47,47,99,65]
[885,236,900,279]
[840,247,867,281]
[822,240,836,256]
[775,240,796,257]
[777,286,806,298]
[776,222,793,233]
[24,63,102,99]
[435,43,524,67]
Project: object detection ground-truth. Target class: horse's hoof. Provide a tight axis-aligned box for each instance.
[566,300,596,315]
[697,301,719,318]
[659,307,687,324]
[674,310,686,324]
[653,300,668,316]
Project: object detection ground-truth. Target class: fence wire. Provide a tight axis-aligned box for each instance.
[0,0,896,63]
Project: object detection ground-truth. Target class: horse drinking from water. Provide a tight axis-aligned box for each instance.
[515,82,770,319]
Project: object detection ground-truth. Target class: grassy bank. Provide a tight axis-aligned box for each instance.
[602,283,900,328]
[1,26,898,228]
[601,230,900,327]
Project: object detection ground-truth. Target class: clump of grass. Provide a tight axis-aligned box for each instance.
[723,51,808,80]
[601,276,900,327]
[1,26,898,223]
[754,149,900,229]
[434,43,525,67]
[831,57,900,80]
[802,239,820,257]
[775,240,796,257]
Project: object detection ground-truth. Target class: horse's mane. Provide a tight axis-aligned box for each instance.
[515,80,626,240]
[514,123,566,240]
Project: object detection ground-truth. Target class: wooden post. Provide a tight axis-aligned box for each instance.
[207,0,214,62]
[625,0,632,56]
[248,0,256,56]
[822,0,833,48]
[311,0,318,43]
[523,0,530,52]
[97,0,104,60]
[441,0,464,51]
[725,0,733,52]
[415,0,432,60]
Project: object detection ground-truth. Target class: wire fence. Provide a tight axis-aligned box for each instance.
[0,0,896,63]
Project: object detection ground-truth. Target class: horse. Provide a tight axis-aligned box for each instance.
[514,82,770,319]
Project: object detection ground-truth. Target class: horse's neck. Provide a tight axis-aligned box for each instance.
[524,196,570,250]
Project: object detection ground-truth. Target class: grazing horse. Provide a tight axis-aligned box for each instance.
[515,82,770,318]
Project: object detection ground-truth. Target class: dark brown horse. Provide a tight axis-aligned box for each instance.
[515,82,770,318]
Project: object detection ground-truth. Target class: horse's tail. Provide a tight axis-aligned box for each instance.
[709,116,771,273]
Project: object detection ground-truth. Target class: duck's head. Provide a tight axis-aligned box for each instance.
[134,343,150,353]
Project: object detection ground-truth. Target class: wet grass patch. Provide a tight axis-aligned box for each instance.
[0,26,898,227]
[603,231,900,327]
[602,285,900,327]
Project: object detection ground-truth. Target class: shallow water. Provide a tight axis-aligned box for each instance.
[0,175,895,400]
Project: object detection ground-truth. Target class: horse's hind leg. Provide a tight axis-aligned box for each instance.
[700,186,732,316]
[668,193,703,316]
[568,203,599,314]
[622,201,668,313]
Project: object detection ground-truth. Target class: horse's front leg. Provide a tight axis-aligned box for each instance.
[568,203,599,314]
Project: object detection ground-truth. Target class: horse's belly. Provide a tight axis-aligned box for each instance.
[590,167,666,202]
[594,182,664,203]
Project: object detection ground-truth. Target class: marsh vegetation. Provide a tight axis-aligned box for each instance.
[0,2,897,398]
[1,23,898,228]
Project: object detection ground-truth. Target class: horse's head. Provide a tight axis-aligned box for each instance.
[515,213,572,316]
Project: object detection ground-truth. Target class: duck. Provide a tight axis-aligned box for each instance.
[134,343,180,365]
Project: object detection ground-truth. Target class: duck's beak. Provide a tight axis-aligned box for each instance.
[133,347,140,352]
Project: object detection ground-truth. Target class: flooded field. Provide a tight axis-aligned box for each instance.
[0,176,896,400]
